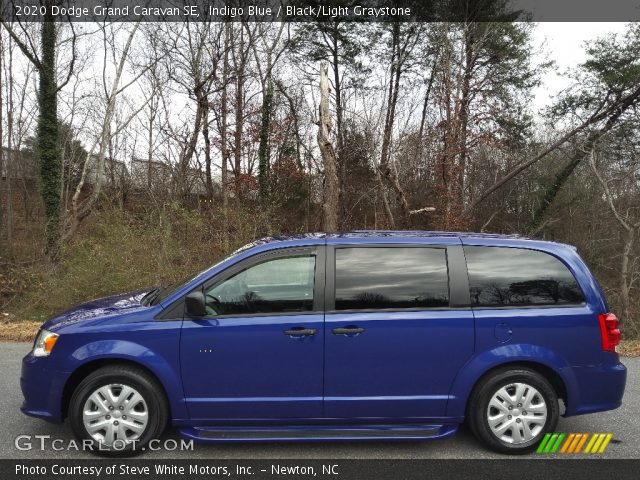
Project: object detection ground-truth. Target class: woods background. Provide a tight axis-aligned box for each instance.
[2,3,640,337]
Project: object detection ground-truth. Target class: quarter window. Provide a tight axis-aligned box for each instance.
[203,255,315,316]
[464,246,585,307]
[334,247,449,310]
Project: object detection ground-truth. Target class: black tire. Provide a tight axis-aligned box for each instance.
[69,365,168,456]
[467,367,559,454]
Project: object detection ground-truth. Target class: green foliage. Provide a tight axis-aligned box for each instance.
[552,24,640,119]
[289,16,371,92]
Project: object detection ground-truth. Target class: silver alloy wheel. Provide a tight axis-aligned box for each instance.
[486,382,548,444]
[82,384,149,447]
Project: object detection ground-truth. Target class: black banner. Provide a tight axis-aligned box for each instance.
[1,0,640,22]
[3,459,640,480]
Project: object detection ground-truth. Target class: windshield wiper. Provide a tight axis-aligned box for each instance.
[141,286,163,306]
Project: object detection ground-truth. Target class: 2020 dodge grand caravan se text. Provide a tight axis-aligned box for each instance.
[21,232,626,455]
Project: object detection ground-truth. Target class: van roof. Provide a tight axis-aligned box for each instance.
[240,231,574,251]
[341,230,527,239]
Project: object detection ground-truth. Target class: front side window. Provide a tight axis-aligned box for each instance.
[334,247,449,310]
[204,255,315,316]
[464,246,585,307]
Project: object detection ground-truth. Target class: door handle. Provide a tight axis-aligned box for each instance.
[283,327,317,337]
[332,326,365,335]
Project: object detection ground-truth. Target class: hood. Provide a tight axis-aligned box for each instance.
[41,289,154,331]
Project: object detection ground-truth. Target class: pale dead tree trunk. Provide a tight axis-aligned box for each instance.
[590,148,640,337]
[66,23,141,241]
[318,62,340,232]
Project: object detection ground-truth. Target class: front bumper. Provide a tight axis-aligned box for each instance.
[20,352,69,423]
[562,359,627,416]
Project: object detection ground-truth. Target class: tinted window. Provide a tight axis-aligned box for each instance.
[204,255,315,316]
[334,247,449,310]
[464,246,585,307]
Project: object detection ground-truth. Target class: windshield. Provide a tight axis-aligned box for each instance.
[143,250,245,306]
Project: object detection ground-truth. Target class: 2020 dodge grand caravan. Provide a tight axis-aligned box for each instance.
[21,231,626,455]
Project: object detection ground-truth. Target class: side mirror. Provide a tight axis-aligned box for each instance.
[185,291,206,317]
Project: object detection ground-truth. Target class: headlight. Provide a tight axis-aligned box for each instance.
[33,329,59,357]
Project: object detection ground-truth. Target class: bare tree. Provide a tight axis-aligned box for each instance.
[590,145,640,337]
[66,22,150,240]
[377,23,421,227]
[246,22,287,201]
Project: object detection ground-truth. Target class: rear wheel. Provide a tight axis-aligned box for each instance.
[468,368,559,454]
[69,365,168,456]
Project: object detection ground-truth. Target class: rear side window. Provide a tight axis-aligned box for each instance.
[464,246,585,307]
[334,247,449,310]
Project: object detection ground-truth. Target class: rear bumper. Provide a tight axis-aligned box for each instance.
[562,360,627,416]
[20,353,68,423]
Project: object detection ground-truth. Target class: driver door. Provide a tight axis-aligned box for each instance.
[180,247,325,421]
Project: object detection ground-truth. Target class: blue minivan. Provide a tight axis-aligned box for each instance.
[21,231,626,455]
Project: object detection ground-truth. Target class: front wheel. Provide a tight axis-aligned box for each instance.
[467,368,559,454]
[69,365,168,456]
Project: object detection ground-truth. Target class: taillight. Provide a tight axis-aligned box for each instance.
[598,313,621,352]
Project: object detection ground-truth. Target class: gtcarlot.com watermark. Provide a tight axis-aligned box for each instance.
[14,435,194,452]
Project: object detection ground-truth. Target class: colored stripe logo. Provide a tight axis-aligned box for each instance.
[536,433,613,454]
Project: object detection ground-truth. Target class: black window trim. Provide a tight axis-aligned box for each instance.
[462,245,587,310]
[156,246,326,320]
[325,243,471,314]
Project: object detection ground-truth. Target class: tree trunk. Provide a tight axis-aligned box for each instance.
[528,154,582,235]
[202,100,213,199]
[0,32,5,246]
[415,54,438,166]
[257,72,272,201]
[318,62,340,232]
[329,25,346,225]
[457,25,475,206]
[0,31,7,252]
[528,110,630,235]
[221,23,230,250]
[378,24,410,225]
[466,82,640,214]
[233,61,244,178]
[38,14,62,255]
[4,35,14,249]
[231,23,252,181]
[620,228,636,335]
